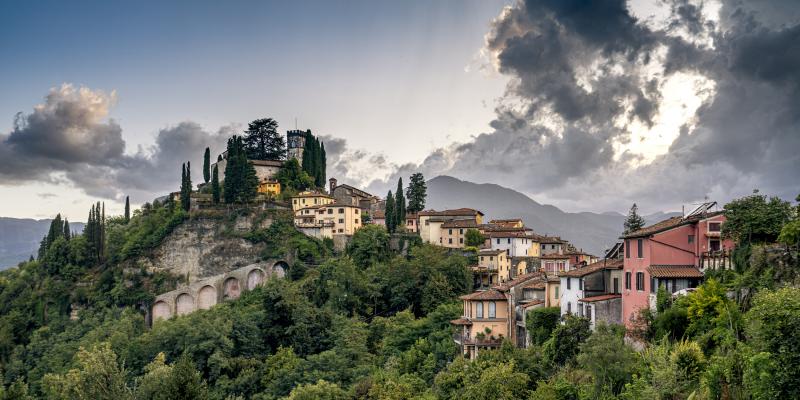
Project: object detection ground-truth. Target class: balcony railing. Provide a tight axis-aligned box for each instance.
[700,250,731,271]
[453,331,504,346]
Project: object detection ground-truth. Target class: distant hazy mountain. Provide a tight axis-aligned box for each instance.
[425,176,680,256]
[0,218,85,270]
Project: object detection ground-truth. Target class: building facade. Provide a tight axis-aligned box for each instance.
[451,289,509,359]
[620,205,734,329]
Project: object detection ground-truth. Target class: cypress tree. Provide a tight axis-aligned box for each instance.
[181,162,192,211]
[203,147,211,184]
[124,196,130,223]
[395,178,406,228]
[63,218,71,240]
[223,136,257,203]
[385,191,395,233]
[212,165,220,204]
[406,172,427,214]
[319,142,326,187]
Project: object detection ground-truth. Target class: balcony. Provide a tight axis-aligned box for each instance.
[453,331,504,347]
[700,250,731,271]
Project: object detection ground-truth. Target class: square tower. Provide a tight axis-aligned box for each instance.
[287,129,309,164]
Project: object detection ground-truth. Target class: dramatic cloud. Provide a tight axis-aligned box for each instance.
[0,84,231,201]
[362,0,800,212]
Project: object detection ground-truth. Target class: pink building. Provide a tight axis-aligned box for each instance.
[620,204,734,330]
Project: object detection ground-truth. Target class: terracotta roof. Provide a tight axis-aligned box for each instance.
[647,265,704,278]
[294,192,332,199]
[538,236,566,244]
[372,210,385,219]
[521,279,546,290]
[332,183,373,197]
[442,219,480,229]
[450,318,473,325]
[489,218,523,224]
[520,299,545,308]
[485,231,538,239]
[478,249,507,256]
[481,225,532,233]
[621,211,725,238]
[559,259,623,277]
[579,294,622,303]
[540,253,571,260]
[459,289,507,301]
[418,208,484,217]
[493,272,545,291]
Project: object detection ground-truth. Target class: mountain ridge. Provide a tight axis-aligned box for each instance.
[425,175,679,256]
[0,217,86,270]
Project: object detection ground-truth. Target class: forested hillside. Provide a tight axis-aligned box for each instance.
[0,192,799,399]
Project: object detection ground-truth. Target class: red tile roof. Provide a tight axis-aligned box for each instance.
[478,249,507,256]
[579,294,622,303]
[647,265,704,278]
[559,259,623,277]
[450,318,473,325]
[521,280,546,290]
[442,219,480,229]
[493,271,545,291]
[418,208,484,217]
[621,211,725,238]
[459,289,507,301]
[538,236,566,244]
[540,253,571,260]
[520,299,545,308]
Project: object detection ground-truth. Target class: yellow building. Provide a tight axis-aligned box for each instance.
[418,208,484,245]
[473,249,511,287]
[293,203,362,239]
[291,191,334,211]
[440,219,481,248]
[546,275,561,307]
[451,289,509,359]
[257,180,281,196]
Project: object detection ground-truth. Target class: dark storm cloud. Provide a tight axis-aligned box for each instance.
[0,84,231,200]
[362,0,800,211]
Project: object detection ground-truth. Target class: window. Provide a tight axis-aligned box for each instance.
[710,239,721,252]
[449,229,453,235]
[613,277,619,294]
[327,209,333,214]
[567,278,571,290]
[709,222,721,232]
[448,238,453,244]
[625,240,630,258]
[579,279,583,290]
[480,256,484,262]
[293,199,297,204]
[355,219,359,224]
[636,272,645,291]
[508,238,511,244]
[688,235,695,244]
[637,239,643,258]
[460,229,464,234]
[567,302,572,314]
[578,304,584,317]
[476,302,484,318]
[650,277,656,293]
[555,286,559,297]
[490,256,494,261]
[338,219,344,223]
[459,238,463,244]
[585,305,592,319]
[497,238,501,244]
[488,302,496,318]
[625,272,631,289]
[338,229,343,233]
[338,208,344,213]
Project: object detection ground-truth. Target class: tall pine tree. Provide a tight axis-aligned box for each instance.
[319,142,326,187]
[180,162,192,211]
[63,218,70,240]
[395,178,406,228]
[212,165,220,204]
[243,118,285,160]
[624,203,646,234]
[385,191,396,233]
[203,147,211,184]
[406,172,427,214]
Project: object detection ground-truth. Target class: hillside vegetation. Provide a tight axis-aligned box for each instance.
[0,193,799,399]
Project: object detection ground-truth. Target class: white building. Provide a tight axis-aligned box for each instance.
[487,231,540,258]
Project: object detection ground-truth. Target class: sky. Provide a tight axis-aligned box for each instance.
[0,0,799,220]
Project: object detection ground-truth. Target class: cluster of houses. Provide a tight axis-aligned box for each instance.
[449,202,733,359]
[194,131,735,359]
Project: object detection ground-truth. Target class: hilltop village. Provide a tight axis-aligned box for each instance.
[2,118,798,399]
[174,122,737,359]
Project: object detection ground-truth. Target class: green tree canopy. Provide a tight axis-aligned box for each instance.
[243,118,285,160]
[406,172,427,214]
[464,229,485,247]
[722,192,793,244]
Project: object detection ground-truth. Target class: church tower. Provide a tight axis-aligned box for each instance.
[287,129,309,164]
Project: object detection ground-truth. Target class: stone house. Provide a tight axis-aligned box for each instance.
[559,258,623,330]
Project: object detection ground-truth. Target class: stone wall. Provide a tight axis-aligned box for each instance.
[130,212,278,281]
[150,259,288,323]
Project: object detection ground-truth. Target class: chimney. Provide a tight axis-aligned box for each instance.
[329,178,337,195]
